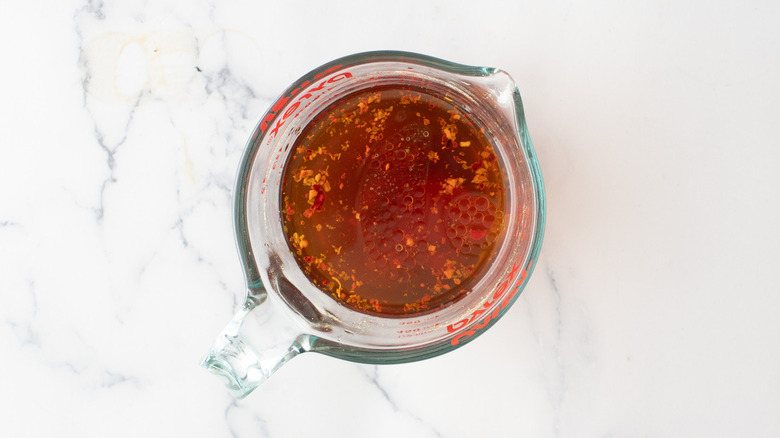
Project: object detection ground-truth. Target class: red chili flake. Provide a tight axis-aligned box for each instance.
[313,191,326,210]
[304,184,326,214]
[470,228,487,241]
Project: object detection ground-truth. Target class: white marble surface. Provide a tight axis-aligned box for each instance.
[2,1,779,436]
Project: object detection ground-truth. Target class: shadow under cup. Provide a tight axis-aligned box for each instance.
[204,51,545,398]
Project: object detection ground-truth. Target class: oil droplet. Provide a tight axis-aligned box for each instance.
[446,226,457,239]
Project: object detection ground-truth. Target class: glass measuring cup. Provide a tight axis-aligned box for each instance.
[201,51,546,398]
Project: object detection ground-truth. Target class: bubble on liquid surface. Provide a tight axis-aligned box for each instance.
[446,226,457,239]
[358,130,433,270]
[445,193,504,254]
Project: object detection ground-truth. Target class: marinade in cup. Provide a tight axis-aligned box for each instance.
[280,87,506,315]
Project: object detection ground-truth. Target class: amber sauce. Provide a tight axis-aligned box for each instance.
[280,87,506,315]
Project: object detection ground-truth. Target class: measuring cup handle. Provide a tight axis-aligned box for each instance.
[200,293,303,398]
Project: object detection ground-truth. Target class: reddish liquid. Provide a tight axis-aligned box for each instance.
[280,87,506,315]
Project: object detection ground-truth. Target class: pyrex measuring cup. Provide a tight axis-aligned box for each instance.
[201,51,545,398]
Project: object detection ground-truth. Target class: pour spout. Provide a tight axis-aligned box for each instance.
[201,296,303,398]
